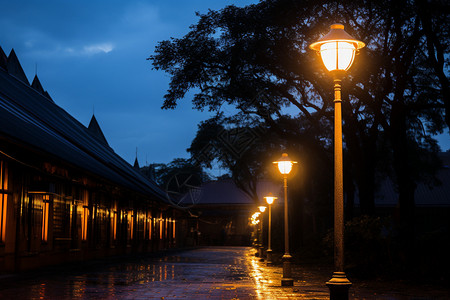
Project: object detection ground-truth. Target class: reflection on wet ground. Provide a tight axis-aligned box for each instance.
[1,247,449,299]
[0,247,270,299]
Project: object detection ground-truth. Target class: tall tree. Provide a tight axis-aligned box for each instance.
[149,0,448,219]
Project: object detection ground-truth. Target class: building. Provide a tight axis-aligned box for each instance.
[182,179,282,246]
[0,46,186,272]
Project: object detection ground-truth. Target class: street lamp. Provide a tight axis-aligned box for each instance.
[258,205,267,261]
[251,212,261,251]
[264,193,277,265]
[273,153,297,286]
[310,24,365,300]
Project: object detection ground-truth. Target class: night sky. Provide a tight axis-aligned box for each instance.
[1,0,448,172]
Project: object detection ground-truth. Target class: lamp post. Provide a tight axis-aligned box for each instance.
[258,205,267,261]
[264,193,277,265]
[273,153,297,286]
[309,24,365,300]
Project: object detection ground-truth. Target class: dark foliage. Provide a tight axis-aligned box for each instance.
[149,0,449,278]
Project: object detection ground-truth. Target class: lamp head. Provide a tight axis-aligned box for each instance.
[264,193,277,205]
[309,24,365,73]
[273,153,297,175]
[258,205,267,213]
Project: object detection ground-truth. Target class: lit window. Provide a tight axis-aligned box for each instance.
[0,161,8,243]
[82,206,89,241]
[153,217,156,240]
[159,214,163,240]
[172,220,176,240]
[165,218,169,239]
[113,211,117,240]
[42,195,50,242]
[129,212,134,240]
[148,212,152,240]
[81,190,89,241]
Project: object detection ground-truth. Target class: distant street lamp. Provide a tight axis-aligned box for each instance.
[273,153,297,286]
[264,193,277,265]
[258,205,267,261]
[251,212,261,252]
[309,24,365,300]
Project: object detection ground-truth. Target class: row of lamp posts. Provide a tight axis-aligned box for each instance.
[250,24,365,300]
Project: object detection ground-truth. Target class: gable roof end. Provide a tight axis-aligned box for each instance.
[31,75,54,102]
[133,157,140,169]
[87,114,109,146]
[0,46,7,70]
[7,49,30,85]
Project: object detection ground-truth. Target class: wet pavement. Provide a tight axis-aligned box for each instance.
[0,246,449,299]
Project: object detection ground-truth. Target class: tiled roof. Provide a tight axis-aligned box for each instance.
[183,179,282,206]
[0,47,168,203]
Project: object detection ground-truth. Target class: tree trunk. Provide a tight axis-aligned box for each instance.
[390,100,417,267]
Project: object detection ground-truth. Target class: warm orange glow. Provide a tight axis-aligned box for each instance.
[148,212,152,239]
[264,193,277,205]
[251,212,261,225]
[82,206,89,241]
[319,41,355,71]
[82,190,89,241]
[278,161,293,174]
[159,214,163,239]
[165,218,168,239]
[153,217,156,239]
[41,195,50,242]
[258,206,266,213]
[113,211,117,240]
[273,153,297,175]
[130,212,134,240]
[172,220,176,240]
[309,24,365,73]
[0,161,7,243]
[0,194,7,243]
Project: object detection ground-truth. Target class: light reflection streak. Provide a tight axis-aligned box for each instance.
[249,256,265,300]
[72,279,86,298]
[38,283,46,299]
[107,272,116,297]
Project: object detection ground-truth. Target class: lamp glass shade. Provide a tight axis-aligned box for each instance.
[319,41,356,71]
[309,24,365,73]
[274,153,297,175]
[258,206,267,213]
[277,160,293,175]
[265,196,276,205]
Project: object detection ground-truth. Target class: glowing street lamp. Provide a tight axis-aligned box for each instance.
[310,24,365,299]
[251,212,261,250]
[264,193,277,265]
[273,153,297,286]
[257,205,267,261]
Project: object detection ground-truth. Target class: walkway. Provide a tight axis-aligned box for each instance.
[0,247,448,299]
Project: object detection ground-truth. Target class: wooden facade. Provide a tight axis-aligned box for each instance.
[0,46,187,272]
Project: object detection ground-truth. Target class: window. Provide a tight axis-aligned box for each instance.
[41,195,50,242]
[112,211,117,240]
[159,213,163,240]
[0,161,9,243]
[82,206,89,241]
[172,219,176,240]
[81,190,89,241]
[130,212,134,240]
[147,212,152,240]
